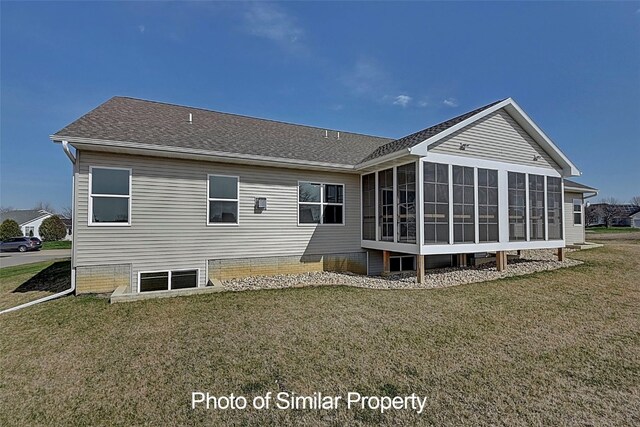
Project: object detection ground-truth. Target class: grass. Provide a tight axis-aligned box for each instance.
[1,241,639,426]
[587,226,639,234]
[41,240,72,250]
[0,260,71,310]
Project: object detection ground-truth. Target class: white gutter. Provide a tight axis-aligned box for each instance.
[0,142,76,315]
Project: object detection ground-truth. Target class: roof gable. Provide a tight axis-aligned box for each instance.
[398,98,580,176]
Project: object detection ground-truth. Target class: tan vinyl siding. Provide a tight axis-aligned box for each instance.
[75,151,363,289]
[430,109,560,169]
[564,191,584,245]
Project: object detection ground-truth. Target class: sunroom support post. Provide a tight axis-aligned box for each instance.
[496,251,507,271]
[557,247,565,262]
[416,255,425,283]
[383,250,390,274]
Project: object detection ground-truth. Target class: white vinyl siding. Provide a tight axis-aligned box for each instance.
[75,151,363,289]
[430,109,560,169]
[564,191,584,245]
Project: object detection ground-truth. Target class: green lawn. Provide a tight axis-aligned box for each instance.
[586,226,638,234]
[0,260,71,310]
[42,240,72,250]
[1,242,639,425]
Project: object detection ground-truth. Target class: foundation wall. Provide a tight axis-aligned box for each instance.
[76,264,131,294]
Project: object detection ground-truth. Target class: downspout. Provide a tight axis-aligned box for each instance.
[0,141,76,315]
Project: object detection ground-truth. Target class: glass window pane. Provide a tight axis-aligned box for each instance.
[92,168,129,195]
[172,270,197,289]
[140,272,169,292]
[92,197,129,223]
[298,182,321,202]
[325,184,343,204]
[209,175,238,199]
[299,204,321,223]
[323,205,343,224]
[209,201,238,223]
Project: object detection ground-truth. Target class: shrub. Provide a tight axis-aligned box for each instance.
[39,216,67,241]
[0,219,23,241]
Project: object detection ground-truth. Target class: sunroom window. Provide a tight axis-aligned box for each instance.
[90,167,131,225]
[547,177,563,239]
[396,163,416,243]
[424,162,449,244]
[478,168,498,242]
[508,172,526,241]
[379,169,394,240]
[299,182,344,225]
[452,165,475,243]
[529,174,546,240]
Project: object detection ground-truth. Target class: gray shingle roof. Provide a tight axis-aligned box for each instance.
[53,96,509,167]
[53,97,393,166]
[0,210,50,225]
[563,179,598,192]
[359,99,506,163]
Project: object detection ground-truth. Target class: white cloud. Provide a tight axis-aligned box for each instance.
[418,99,429,107]
[138,25,145,34]
[243,3,304,50]
[342,57,387,96]
[393,95,412,107]
[443,97,459,107]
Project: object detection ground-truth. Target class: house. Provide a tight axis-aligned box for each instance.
[52,96,590,296]
[562,179,598,245]
[0,209,55,239]
[587,203,640,228]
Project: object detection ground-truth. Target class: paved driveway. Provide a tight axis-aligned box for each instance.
[0,249,71,268]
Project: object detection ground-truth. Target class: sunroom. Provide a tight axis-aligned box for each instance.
[360,156,566,280]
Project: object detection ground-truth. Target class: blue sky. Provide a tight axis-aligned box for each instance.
[1,1,639,211]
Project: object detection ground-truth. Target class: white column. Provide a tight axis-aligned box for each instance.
[448,164,454,245]
[375,171,379,241]
[474,167,479,244]
[544,175,549,240]
[498,170,509,243]
[525,173,530,241]
[393,166,398,243]
[416,159,424,253]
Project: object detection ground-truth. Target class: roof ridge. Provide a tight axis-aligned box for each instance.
[111,96,393,141]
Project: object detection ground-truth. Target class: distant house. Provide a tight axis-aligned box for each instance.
[587,204,640,228]
[0,209,72,240]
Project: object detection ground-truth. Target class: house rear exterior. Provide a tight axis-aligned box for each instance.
[52,97,589,295]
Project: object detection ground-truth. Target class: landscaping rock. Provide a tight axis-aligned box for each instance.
[222,250,583,292]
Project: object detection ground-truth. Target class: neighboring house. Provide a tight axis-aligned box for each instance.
[587,203,640,228]
[0,209,54,239]
[562,180,598,245]
[52,96,590,295]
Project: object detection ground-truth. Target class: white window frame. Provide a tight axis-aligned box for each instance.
[297,181,345,226]
[88,166,132,227]
[573,198,583,226]
[207,174,240,226]
[138,268,200,293]
[24,226,35,236]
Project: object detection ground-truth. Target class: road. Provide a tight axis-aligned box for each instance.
[0,249,71,268]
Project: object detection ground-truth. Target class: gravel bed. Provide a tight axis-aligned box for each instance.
[222,249,583,291]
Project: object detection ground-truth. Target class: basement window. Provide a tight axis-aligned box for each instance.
[139,269,198,292]
[390,255,415,272]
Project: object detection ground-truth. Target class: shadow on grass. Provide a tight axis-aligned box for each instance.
[12,260,71,294]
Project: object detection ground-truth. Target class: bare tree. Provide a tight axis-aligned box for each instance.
[585,204,600,226]
[61,206,73,219]
[0,206,14,214]
[598,197,622,228]
[631,196,640,207]
[33,201,56,213]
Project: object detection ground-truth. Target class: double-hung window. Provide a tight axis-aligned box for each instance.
[89,167,131,225]
[208,175,239,224]
[508,172,526,241]
[298,182,344,225]
[573,199,583,225]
